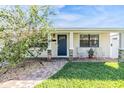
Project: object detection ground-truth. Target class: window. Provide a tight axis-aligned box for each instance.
[80,34,99,47]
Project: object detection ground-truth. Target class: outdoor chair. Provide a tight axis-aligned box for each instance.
[76,47,87,59]
[93,47,105,60]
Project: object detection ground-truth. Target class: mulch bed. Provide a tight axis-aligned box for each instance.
[0,59,44,83]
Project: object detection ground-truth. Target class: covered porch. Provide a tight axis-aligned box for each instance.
[47,28,124,60]
[47,28,123,61]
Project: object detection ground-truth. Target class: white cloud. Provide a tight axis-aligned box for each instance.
[53,12,108,27]
[54,5,65,9]
[55,13,84,22]
[54,13,123,28]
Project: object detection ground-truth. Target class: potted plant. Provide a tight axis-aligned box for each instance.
[88,48,94,59]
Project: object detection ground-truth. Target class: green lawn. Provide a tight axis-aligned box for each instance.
[35,62,124,88]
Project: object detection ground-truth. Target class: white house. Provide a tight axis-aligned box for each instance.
[37,28,124,60]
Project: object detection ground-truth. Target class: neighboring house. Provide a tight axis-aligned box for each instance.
[36,28,124,59]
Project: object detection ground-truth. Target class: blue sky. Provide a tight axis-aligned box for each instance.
[51,5,124,28]
[1,5,124,28]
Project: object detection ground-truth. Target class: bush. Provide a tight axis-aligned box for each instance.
[88,48,94,58]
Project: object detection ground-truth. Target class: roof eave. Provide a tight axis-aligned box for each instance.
[55,28,124,31]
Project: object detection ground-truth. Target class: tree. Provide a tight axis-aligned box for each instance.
[0,5,54,67]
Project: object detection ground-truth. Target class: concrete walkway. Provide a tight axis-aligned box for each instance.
[0,61,67,88]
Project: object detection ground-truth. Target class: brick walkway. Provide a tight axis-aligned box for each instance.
[0,61,67,88]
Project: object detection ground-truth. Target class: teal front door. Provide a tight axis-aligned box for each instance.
[58,35,67,56]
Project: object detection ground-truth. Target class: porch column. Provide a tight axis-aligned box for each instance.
[69,32,74,61]
[119,32,124,62]
[47,33,52,61]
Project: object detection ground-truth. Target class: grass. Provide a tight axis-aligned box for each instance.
[35,62,124,88]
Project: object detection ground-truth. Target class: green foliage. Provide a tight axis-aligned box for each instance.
[88,48,94,58]
[0,6,54,67]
